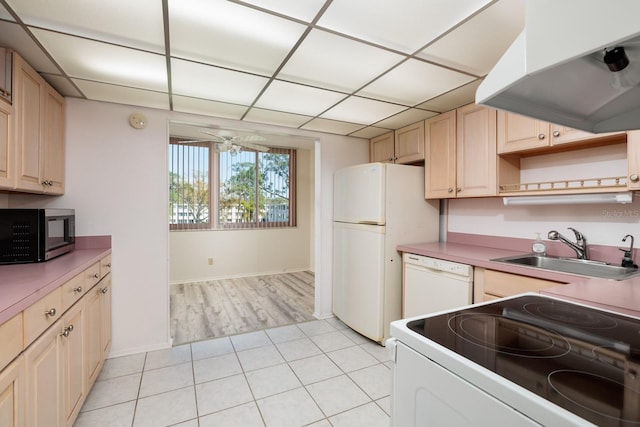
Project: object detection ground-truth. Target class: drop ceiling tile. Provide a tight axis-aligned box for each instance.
[0,21,60,74]
[317,0,492,53]
[417,79,483,112]
[41,74,83,98]
[171,58,268,105]
[31,29,167,91]
[358,59,475,106]
[6,0,165,52]
[254,80,346,117]
[300,118,365,136]
[0,3,14,21]
[350,126,393,139]
[277,29,404,93]
[172,95,248,120]
[321,96,406,125]
[239,0,326,22]
[416,0,525,76]
[169,0,306,76]
[244,108,313,129]
[72,79,170,110]
[374,109,439,129]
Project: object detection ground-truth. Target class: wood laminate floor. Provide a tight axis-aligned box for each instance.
[170,271,315,345]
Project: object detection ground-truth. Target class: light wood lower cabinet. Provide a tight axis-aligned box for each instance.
[474,267,564,303]
[0,356,25,427]
[0,254,112,427]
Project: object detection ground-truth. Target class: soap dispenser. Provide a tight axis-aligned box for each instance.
[532,233,546,256]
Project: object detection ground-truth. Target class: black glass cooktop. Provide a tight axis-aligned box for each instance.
[406,295,640,426]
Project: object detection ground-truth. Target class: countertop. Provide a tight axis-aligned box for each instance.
[398,241,640,318]
[0,238,111,324]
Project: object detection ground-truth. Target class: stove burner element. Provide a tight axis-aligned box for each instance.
[548,369,640,425]
[448,313,571,359]
[524,302,618,330]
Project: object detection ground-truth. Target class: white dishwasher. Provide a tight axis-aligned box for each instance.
[402,253,473,318]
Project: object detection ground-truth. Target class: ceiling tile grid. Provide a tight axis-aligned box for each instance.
[0,0,525,138]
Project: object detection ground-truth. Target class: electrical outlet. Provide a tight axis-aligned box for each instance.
[208,258,214,265]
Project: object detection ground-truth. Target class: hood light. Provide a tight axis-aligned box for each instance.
[604,46,640,89]
[503,192,634,206]
[604,46,630,72]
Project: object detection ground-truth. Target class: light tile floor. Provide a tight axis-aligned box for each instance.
[74,318,392,427]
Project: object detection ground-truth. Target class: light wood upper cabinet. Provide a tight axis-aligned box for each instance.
[370,131,395,163]
[456,104,497,197]
[498,110,626,154]
[497,111,549,154]
[628,131,640,190]
[425,105,497,199]
[0,100,11,188]
[425,110,456,198]
[370,122,425,164]
[394,121,424,164]
[2,51,66,194]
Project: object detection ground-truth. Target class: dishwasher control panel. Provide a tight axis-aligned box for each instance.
[403,253,472,277]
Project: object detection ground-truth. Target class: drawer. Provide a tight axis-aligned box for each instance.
[23,287,62,346]
[100,254,112,278]
[484,269,562,298]
[61,272,86,312]
[85,262,101,289]
[0,313,23,369]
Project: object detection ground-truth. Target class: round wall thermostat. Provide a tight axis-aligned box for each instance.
[129,113,147,129]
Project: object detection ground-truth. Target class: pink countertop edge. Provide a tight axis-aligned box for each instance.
[399,233,640,318]
[0,236,112,324]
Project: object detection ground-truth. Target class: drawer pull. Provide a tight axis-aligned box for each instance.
[101,287,109,294]
[44,308,57,317]
[61,324,74,337]
[93,273,99,279]
[73,286,83,293]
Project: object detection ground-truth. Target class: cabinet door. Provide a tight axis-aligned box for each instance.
[42,87,65,195]
[370,131,395,163]
[550,124,625,147]
[60,302,85,427]
[627,131,640,190]
[25,321,62,427]
[84,286,102,388]
[0,356,25,427]
[456,104,497,197]
[425,111,456,199]
[13,54,45,193]
[0,101,12,189]
[100,277,112,358]
[395,121,424,164]
[497,111,549,154]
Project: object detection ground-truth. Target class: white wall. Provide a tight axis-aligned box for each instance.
[448,196,640,246]
[169,149,313,282]
[8,97,368,356]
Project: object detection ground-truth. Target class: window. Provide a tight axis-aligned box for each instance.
[169,138,296,230]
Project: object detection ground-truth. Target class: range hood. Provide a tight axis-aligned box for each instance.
[476,0,640,133]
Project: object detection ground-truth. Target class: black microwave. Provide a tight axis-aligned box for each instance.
[0,208,75,265]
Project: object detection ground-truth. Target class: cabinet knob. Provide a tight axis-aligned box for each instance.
[447,188,453,193]
[631,174,639,183]
[552,131,560,137]
[101,287,109,294]
[456,188,461,193]
[61,324,74,337]
[73,286,83,293]
[93,273,100,279]
[538,133,546,140]
[106,262,112,268]
[44,308,56,317]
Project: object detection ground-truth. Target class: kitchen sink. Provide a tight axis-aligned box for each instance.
[491,254,640,280]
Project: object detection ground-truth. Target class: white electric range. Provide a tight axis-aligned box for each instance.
[389,293,640,426]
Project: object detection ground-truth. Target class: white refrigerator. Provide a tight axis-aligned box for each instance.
[332,162,439,344]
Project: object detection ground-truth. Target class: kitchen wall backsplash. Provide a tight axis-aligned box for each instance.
[448,196,640,248]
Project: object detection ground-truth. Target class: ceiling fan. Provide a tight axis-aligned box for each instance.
[178,130,270,154]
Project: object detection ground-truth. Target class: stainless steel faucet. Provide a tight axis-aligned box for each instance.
[548,228,588,260]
